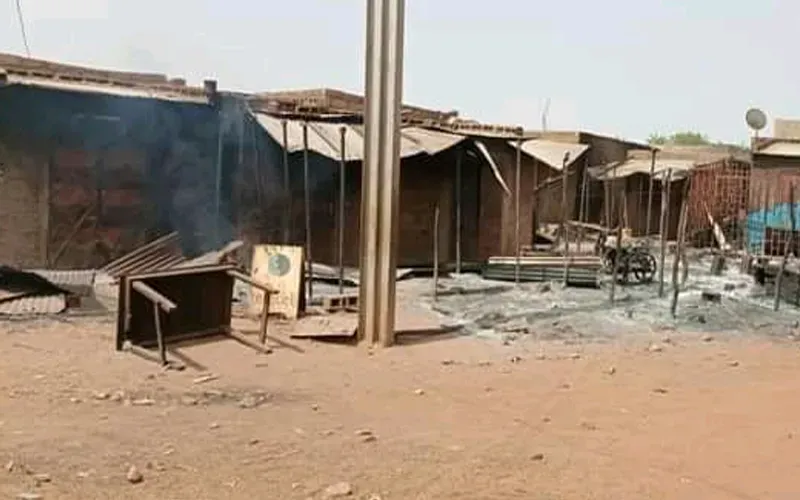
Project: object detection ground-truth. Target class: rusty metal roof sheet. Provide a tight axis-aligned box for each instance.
[588,158,696,181]
[101,232,186,278]
[252,113,467,161]
[509,139,589,170]
[755,141,800,158]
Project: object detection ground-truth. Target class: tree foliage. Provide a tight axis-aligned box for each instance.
[647,131,712,146]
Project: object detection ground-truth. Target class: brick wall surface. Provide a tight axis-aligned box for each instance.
[0,140,45,267]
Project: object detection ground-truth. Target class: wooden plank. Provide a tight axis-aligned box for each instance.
[250,244,305,320]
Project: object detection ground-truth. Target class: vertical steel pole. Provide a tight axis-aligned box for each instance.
[338,126,347,295]
[214,111,224,248]
[433,203,440,301]
[561,153,571,286]
[514,136,522,286]
[281,120,291,243]
[455,148,463,274]
[359,0,405,347]
[302,122,313,304]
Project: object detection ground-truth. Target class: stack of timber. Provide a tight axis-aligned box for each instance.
[483,255,603,288]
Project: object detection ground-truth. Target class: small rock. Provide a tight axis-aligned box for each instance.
[248,438,260,446]
[355,429,373,437]
[581,422,597,431]
[647,344,664,353]
[723,283,736,291]
[661,336,673,345]
[509,355,523,364]
[320,430,336,437]
[702,334,714,342]
[541,416,551,423]
[606,366,617,375]
[209,422,220,430]
[145,461,166,472]
[414,389,425,396]
[531,453,545,461]
[728,360,740,367]
[653,387,669,394]
[538,282,551,293]
[237,394,265,409]
[16,493,43,500]
[110,391,125,402]
[701,290,722,303]
[366,494,383,500]
[76,470,92,479]
[69,397,82,404]
[33,473,51,486]
[311,404,320,411]
[5,460,14,472]
[361,434,377,443]
[440,359,456,366]
[131,398,156,407]
[569,352,581,360]
[162,447,175,456]
[126,465,143,484]
[192,374,219,385]
[696,314,707,324]
[323,481,353,498]
[92,391,110,401]
[625,309,634,319]
[477,360,493,367]
[534,353,547,361]
[180,396,199,406]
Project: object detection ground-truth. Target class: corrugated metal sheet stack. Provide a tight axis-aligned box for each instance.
[482,255,603,288]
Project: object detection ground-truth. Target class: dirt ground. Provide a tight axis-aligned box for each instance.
[3,314,800,500]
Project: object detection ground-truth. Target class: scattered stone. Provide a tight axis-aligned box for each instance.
[647,344,664,353]
[509,355,523,364]
[534,353,547,361]
[320,430,336,437]
[696,314,707,324]
[625,309,634,319]
[653,387,669,394]
[180,396,199,406]
[192,374,219,385]
[581,422,597,431]
[701,290,722,303]
[311,404,320,411]
[365,494,383,500]
[248,438,261,446]
[162,447,176,456]
[126,465,143,484]
[414,389,425,396]
[723,283,736,292]
[76,470,92,479]
[530,453,545,461]
[440,359,456,366]
[661,336,673,345]
[323,481,353,498]
[237,394,266,409]
[110,391,125,402]
[145,461,166,472]
[702,334,714,342]
[361,434,377,443]
[5,460,15,472]
[16,493,43,500]
[477,361,493,367]
[69,397,82,404]
[33,473,51,486]
[131,398,156,407]
[209,422,220,430]
[569,352,581,360]
[606,366,617,375]
[92,391,110,401]
[355,429,373,437]
[541,416,551,423]
[728,360,740,367]
[538,282,551,293]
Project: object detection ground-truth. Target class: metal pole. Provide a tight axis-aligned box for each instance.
[455,148,463,274]
[774,183,795,311]
[338,126,347,295]
[609,163,620,304]
[433,203,440,301]
[514,136,522,286]
[281,120,291,243]
[302,122,313,304]
[577,155,589,253]
[645,148,657,239]
[359,0,405,347]
[532,158,539,244]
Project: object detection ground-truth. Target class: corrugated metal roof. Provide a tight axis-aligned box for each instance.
[755,141,800,158]
[589,158,696,181]
[252,113,466,161]
[509,139,589,170]
[1,74,209,104]
[0,294,66,316]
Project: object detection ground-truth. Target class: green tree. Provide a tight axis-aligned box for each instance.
[648,131,712,146]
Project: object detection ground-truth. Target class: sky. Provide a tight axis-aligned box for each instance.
[0,0,797,144]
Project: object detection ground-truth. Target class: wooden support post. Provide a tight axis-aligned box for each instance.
[455,148,463,274]
[338,126,347,295]
[561,153,571,286]
[433,203,440,301]
[259,290,271,345]
[302,122,314,304]
[532,158,539,244]
[514,136,522,286]
[609,164,620,304]
[658,170,673,298]
[153,303,166,366]
[774,183,795,311]
[670,178,692,317]
[577,155,589,253]
[132,281,177,312]
[645,148,657,240]
[281,119,291,243]
[762,185,770,255]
